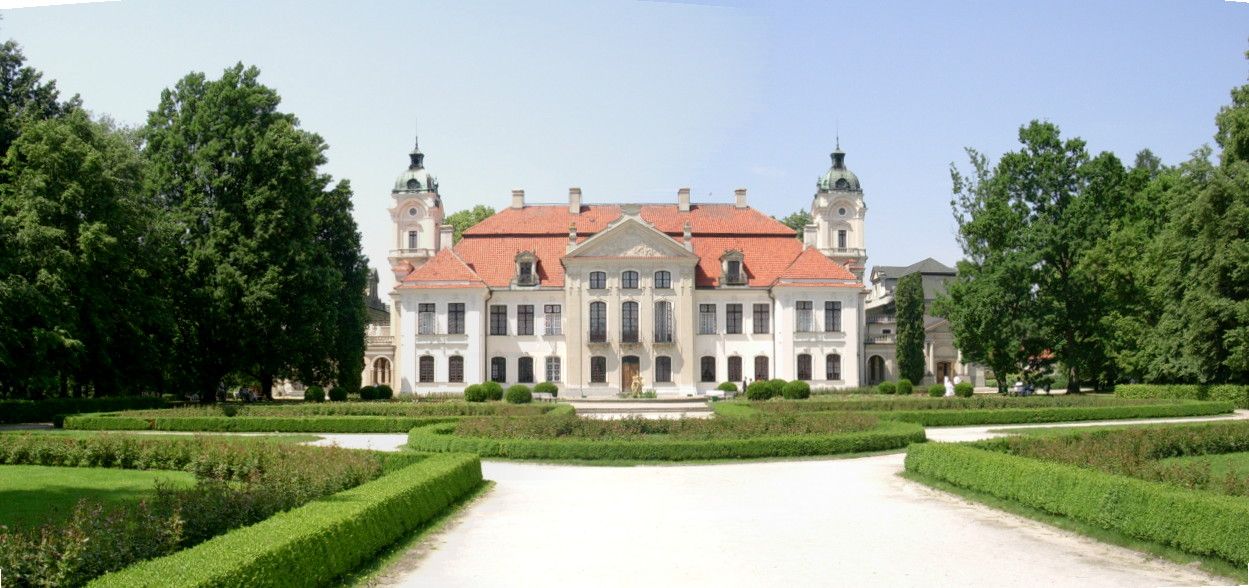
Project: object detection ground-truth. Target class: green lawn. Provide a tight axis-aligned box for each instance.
[1160,450,1249,478]
[0,464,196,530]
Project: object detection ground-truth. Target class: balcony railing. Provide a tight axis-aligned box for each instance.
[826,247,866,256]
[366,335,394,346]
[654,332,674,344]
[621,330,640,344]
[867,335,896,344]
[589,330,607,343]
[868,315,896,324]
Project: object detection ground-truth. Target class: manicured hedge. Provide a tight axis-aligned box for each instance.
[407,419,925,461]
[1115,384,1249,408]
[905,442,1249,568]
[713,399,1234,426]
[0,396,168,424]
[89,453,483,588]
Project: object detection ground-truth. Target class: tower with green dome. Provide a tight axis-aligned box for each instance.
[806,140,867,281]
[387,134,451,281]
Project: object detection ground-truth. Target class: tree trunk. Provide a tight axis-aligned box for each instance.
[260,373,274,401]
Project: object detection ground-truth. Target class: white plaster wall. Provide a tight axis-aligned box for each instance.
[772,287,862,389]
[692,290,775,393]
[482,290,567,387]
[395,288,485,394]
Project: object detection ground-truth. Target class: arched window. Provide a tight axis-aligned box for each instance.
[700,356,716,383]
[797,354,812,381]
[653,301,673,343]
[655,356,672,383]
[589,302,607,342]
[589,271,607,290]
[418,355,434,383]
[826,354,841,381]
[448,356,464,383]
[621,301,639,342]
[372,357,391,385]
[727,356,742,383]
[518,357,534,383]
[654,270,671,289]
[621,270,639,289]
[754,355,769,380]
[490,357,507,383]
[868,355,886,385]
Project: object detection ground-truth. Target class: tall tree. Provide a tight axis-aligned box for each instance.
[445,204,495,243]
[894,272,926,383]
[778,210,812,239]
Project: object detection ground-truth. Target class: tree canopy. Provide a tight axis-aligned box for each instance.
[445,204,495,243]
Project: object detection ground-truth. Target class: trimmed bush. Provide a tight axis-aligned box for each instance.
[90,453,483,588]
[481,381,504,402]
[505,385,532,404]
[304,386,326,403]
[746,380,774,401]
[955,382,974,398]
[463,384,486,403]
[927,384,944,397]
[1115,384,1249,409]
[328,387,348,402]
[782,381,811,400]
[767,379,787,398]
[0,396,168,425]
[533,382,559,397]
[359,386,377,401]
[877,381,896,395]
[717,382,738,393]
[896,379,913,395]
[375,384,394,400]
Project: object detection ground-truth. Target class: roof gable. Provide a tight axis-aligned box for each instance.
[398,248,485,289]
[565,214,697,260]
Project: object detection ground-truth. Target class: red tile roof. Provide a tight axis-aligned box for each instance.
[398,248,486,289]
[463,204,795,237]
[777,246,858,281]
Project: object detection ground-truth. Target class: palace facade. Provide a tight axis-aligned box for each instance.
[363,138,976,396]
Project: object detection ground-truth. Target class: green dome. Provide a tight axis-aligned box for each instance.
[394,138,439,193]
[817,148,861,192]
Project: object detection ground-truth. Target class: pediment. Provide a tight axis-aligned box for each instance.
[566,216,696,259]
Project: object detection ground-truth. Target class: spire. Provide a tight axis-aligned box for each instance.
[831,140,846,170]
[408,126,425,170]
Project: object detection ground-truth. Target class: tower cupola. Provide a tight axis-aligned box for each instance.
[817,140,861,192]
[393,135,439,193]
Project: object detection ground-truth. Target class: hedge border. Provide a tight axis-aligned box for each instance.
[88,452,483,588]
[0,396,168,425]
[904,442,1249,568]
[1115,384,1249,409]
[406,419,926,461]
[713,400,1234,426]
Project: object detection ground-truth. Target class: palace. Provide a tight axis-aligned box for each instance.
[362,138,979,396]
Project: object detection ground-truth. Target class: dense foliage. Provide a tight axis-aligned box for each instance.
[444,204,496,243]
[505,384,533,404]
[1114,383,1249,408]
[0,396,166,424]
[454,413,880,440]
[894,273,926,383]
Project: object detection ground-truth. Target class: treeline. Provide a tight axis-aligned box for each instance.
[938,52,1249,393]
[0,39,368,401]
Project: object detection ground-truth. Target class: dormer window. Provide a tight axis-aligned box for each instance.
[835,178,850,190]
[407,179,420,190]
[720,250,746,286]
[515,251,538,287]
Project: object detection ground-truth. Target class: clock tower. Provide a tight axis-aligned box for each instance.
[388,135,449,281]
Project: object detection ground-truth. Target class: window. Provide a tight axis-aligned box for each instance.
[727,356,742,382]
[654,271,671,289]
[419,355,435,383]
[797,354,812,381]
[372,357,391,385]
[590,356,607,383]
[407,230,418,249]
[700,356,716,383]
[826,354,841,381]
[518,357,534,383]
[589,301,607,342]
[517,305,534,336]
[753,303,770,334]
[448,303,465,334]
[449,356,464,383]
[837,230,847,249]
[655,356,672,383]
[621,301,639,343]
[589,271,607,289]
[418,303,436,335]
[654,301,674,343]
[621,270,639,289]
[490,357,506,382]
[544,304,562,335]
[824,301,842,332]
[545,356,561,382]
[796,301,814,333]
[754,355,769,380]
[725,259,745,285]
[726,304,743,334]
[517,261,536,286]
[698,304,717,335]
[489,305,507,336]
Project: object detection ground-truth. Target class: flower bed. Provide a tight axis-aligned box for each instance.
[407,414,925,461]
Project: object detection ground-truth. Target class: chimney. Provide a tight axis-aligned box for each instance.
[803,224,818,248]
[568,187,582,214]
[511,189,525,210]
[734,188,748,209]
[678,187,691,212]
[439,224,454,251]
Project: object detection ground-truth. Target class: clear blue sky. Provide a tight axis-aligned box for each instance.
[4,0,1248,293]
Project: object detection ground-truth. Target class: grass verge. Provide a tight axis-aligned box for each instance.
[0,464,195,530]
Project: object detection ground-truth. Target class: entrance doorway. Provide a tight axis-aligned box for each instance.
[936,361,952,383]
[868,355,885,385]
[621,356,640,394]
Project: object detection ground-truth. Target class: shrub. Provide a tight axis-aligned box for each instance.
[896,379,913,395]
[782,381,811,400]
[955,382,974,398]
[717,382,738,393]
[1115,384,1249,409]
[505,385,532,404]
[746,380,774,401]
[481,381,504,402]
[304,386,326,403]
[877,381,896,395]
[463,384,486,403]
[375,384,394,400]
[359,385,377,401]
[533,382,559,397]
[329,387,348,402]
[768,379,788,398]
[0,396,168,425]
[927,384,944,397]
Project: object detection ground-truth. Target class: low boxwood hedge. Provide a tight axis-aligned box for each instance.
[406,419,925,461]
[89,452,483,588]
[0,396,168,425]
[904,442,1249,569]
[1115,384,1249,408]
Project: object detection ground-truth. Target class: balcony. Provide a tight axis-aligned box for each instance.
[868,315,896,324]
[826,247,866,257]
[867,335,895,344]
[621,331,640,344]
[588,331,608,345]
[389,248,436,258]
[365,335,394,346]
